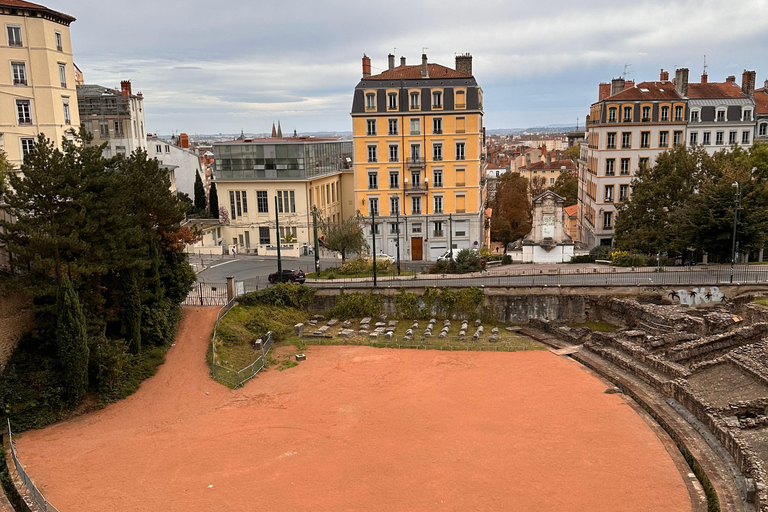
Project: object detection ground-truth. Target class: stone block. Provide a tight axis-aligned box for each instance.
[308,319,317,326]
[388,320,398,327]
[424,332,432,338]
[313,330,324,336]
[294,323,305,336]
[475,319,481,327]
[458,333,466,340]
[430,318,437,324]
[443,320,451,327]
[491,327,499,334]
[327,319,339,327]
[378,315,388,322]
[489,335,499,343]
[405,329,413,336]
[438,332,447,338]
[374,327,385,334]
[313,314,325,321]
[254,339,263,350]
[459,330,466,337]
[369,332,379,338]
[317,325,330,333]
[385,331,393,339]
[340,329,355,338]
[375,322,386,328]
[411,322,419,329]
[295,353,307,361]
[358,329,369,334]
[361,317,372,325]
[342,320,352,328]
[477,326,484,334]
[473,331,480,340]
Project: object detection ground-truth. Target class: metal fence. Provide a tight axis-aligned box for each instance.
[7,419,61,512]
[210,297,274,389]
[184,281,229,306]
[302,265,768,289]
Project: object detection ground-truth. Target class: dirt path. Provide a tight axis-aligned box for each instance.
[16,308,691,511]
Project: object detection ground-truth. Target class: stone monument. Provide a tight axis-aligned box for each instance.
[521,190,574,263]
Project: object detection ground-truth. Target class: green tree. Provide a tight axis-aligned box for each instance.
[319,212,368,262]
[565,145,581,161]
[550,171,577,206]
[209,181,219,218]
[0,150,11,195]
[56,276,89,404]
[193,172,206,211]
[120,270,142,353]
[615,145,711,256]
[490,172,531,245]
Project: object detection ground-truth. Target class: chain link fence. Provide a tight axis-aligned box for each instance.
[7,419,61,512]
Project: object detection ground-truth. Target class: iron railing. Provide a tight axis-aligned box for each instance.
[7,419,62,512]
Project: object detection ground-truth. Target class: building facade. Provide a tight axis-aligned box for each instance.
[211,137,353,254]
[0,0,78,168]
[148,133,202,198]
[579,71,687,248]
[77,80,146,157]
[686,70,756,155]
[755,80,768,144]
[351,53,486,261]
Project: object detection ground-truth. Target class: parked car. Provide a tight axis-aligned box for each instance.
[374,252,396,263]
[268,269,306,284]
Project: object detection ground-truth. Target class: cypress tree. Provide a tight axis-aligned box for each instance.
[121,270,142,353]
[56,275,89,404]
[193,172,206,211]
[209,182,219,219]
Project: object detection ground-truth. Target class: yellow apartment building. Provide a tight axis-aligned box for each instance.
[0,0,78,168]
[351,53,486,261]
[208,136,353,255]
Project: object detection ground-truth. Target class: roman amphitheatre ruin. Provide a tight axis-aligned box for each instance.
[9,284,768,512]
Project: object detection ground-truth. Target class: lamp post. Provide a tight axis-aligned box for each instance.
[730,181,741,283]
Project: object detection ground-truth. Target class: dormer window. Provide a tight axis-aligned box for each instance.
[388,92,398,110]
[716,109,726,122]
[623,106,632,122]
[432,91,442,108]
[608,107,617,122]
[743,109,753,121]
[661,106,669,122]
[409,91,420,109]
[641,106,650,121]
[365,93,376,110]
[674,105,683,122]
[455,90,466,108]
[690,110,700,122]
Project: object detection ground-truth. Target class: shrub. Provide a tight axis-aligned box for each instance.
[339,256,369,275]
[239,283,315,309]
[502,254,513,265]
[569,254,595,263]
[427,260,450,274]
[393,289,420,319]
[455,248,482,273]
[479,246,492,259]
[611,251,647,267]
[590,245,612,260]
[90,335,132,397]
[374,259,392,273]
[330,292,383,319]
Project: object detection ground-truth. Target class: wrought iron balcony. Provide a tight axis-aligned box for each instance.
[406,157,425,168]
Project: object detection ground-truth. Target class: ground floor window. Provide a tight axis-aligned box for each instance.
[259,226,270,245]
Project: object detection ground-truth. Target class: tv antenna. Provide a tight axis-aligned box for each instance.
[422,46,429,54]
[622,63,632,78]
[703,54,708,76]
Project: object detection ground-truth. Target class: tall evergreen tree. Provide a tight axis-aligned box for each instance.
[209,181,219,219]
[193,172,206,211]
[120,270,142,353]
[56,276,89,404]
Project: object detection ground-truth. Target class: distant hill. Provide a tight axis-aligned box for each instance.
[487,125,580,135]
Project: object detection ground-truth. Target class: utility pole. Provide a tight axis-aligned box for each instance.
[395,207,401,275]
[730,181,741,283]
[312,206,320,273]
[275,196,282,277]
[371,207,377,287]
[449,213,454,263]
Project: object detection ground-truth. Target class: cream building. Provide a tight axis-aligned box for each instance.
[77,80,146,158]
[210,136,353,254]
[0,0,78,168]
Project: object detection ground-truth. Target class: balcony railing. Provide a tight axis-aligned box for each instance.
[13,79,27,86]
[456,209,466,213]
[406,157,425,168]
[433,231,444,237]
[433,129,443,134]
[433,155,443,161]
[404,184,427,194]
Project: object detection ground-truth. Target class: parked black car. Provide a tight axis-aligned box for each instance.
[268,269,306,284]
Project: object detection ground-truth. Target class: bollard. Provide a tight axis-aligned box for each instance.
[226,276,236,302]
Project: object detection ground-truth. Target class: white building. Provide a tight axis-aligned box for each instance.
[77,81,146,157]
[148,133,203,198]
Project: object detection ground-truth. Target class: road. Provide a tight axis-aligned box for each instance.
[194,254,430,283]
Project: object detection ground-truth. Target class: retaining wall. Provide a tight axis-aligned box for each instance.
[0,294,33,371]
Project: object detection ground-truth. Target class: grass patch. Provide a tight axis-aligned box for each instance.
[307,268,415,279]
[754,298,768,307]
[278,360,298,371]
[570,321,619,333]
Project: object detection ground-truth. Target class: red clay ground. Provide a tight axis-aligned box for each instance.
[17,307,691,511]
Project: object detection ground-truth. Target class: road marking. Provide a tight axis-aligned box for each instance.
[209,259,240,269]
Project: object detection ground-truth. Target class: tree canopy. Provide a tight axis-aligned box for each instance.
[318,211,368,262]
[490,172,532,246]
[551,171,578,207]
[614,142,768,261]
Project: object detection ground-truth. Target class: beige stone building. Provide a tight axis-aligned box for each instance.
[209,136,353,254]
[77,80,146,158]
[0,0,78,168]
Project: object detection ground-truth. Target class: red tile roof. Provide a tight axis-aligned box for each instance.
[564,205,578,218]
[753,88,768,114]
[219,137,342,144]
[521,159,576,171]
[367,64,470,80]
[0,0,75,22]
[606,81,683,101]
[687,82,746,99]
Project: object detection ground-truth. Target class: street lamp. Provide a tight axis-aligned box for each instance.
[730,181,741,283]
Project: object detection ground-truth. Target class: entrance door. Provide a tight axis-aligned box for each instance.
[411,237,423,260]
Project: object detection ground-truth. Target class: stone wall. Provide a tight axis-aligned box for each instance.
[0,293,33,370]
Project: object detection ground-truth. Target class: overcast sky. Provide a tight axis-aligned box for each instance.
[54,0,768,136]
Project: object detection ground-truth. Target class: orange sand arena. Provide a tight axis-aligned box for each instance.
[17,308,691,511]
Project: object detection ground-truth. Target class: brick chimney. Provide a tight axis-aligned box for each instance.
[400,56,406,66]
[545,151,551,165]
[598,82,611,101]
[660,69,669,81]
[624,80,635,90]
[764,79,768,90]
[120,80,132,97]
[742,70,756,97]
[726,75,736,83]
[179,133,189,149]
[701,73,708,84]
[525,152,531,167]
[421,53,429,78]
[674,68,689,96]
[455,53,473,76]
[388,54,395,71]
[610,78,625,97]
[362,54,371,78]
